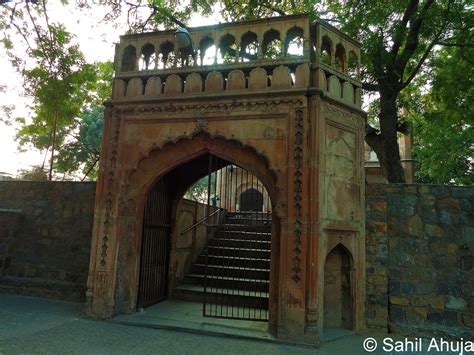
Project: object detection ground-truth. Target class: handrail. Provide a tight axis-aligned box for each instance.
[180,208,221,235]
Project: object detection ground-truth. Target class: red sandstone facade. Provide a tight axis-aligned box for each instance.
[85,14,366,345]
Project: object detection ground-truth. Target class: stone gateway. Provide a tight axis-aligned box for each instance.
[85,14,366,345]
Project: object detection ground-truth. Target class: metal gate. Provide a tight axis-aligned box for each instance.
[203,154,271,321]
[137,178,171,308]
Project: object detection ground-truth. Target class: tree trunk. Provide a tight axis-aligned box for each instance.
[49,110,58,181]
[365,91,406,183]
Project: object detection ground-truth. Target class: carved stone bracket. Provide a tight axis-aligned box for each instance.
[292,110,303,282]
[194,119,208,133]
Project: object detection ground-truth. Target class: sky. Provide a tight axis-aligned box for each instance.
[0,2,220,178]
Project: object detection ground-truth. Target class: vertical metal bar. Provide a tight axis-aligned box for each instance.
[252,171,256,320]
[221,163,226,318]
[230,164,235,319]
[203,153,212,317]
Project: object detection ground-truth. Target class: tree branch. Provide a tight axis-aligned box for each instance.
[362,82,380,91]
[394,0,435,80]
[390,0,419,57]
[401,0,454,88]
[149,4,187,28]
[260,3,287,17]
[436,41,474,48]
[25,1,54,70]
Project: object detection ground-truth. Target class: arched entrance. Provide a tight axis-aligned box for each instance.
[323,244,353,330]
[240,188,264,212]
[135,150,276,323]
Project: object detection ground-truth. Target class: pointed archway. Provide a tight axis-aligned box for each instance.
[108,134,281,331]
[323,243,353,330]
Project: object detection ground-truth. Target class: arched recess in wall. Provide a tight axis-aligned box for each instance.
[348,51,359,77]
[262,29,282,59]
[335,43,346,72]
[320,36,332,65]
[200,36,215,65]
[323,243,353,330]
[240,31,259,61]
[139,43,157,70]
[159,41,175,69]
[122,45,137,72]
[239,188,264,211]
[219,33,237,63]
[285,26,304,56]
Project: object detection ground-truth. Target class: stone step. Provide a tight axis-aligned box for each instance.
[197,255,270,269]
[226,211,271,219]
[173,284,269,309]
[182,273,269,292]
[208,237,271,250]
[206,246,270,259]
[216,224,271,233]
[215,230,272,242]
[225,216,272,226]
[191,263,270,280]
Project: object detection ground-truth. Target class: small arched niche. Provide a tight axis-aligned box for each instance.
[262,29,282,59]
[323,244,353,330]
[121,45,137,72]
[239,188,264,212]
[320,36,332,66]
[159,41,175,69]
[348,51,359,78]
[240,31,259,62]
[285,26,304,56]
[200,36,215,65]
[335,43,346,72]
[219,33,237,63]
[139,43,157,70]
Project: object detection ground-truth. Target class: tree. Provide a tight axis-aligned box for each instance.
[14,25,97,179]
[1,1,97,180]
[54,61,113,180]
[404,44,473,185]
[99,0,471,183]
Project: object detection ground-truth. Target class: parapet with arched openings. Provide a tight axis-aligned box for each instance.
[113,14,362,109]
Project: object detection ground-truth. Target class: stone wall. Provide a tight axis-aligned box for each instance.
[0,181,96,301]
[169,198,218,289]
[1,180,472,337]
[366,184,474,338]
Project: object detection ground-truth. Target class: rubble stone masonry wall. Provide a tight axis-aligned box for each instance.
[0,180,472,337]
[366,184,473,338]
[0,181,95,301]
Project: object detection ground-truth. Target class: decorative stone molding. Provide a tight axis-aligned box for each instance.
[323,102,364,128]
[115,98,304,116]
[194,119,208,133]
[293,109,304,282]
[100,111,122,267]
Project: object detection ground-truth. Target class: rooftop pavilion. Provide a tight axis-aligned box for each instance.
[112,14,362,109]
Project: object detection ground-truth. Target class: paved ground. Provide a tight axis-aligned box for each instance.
[0,293,393,354]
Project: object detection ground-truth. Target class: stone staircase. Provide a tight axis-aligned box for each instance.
[173,211,271,316]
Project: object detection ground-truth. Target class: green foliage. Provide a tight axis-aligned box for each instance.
[18,165,48,181]
[56,105,104,179]
[13,24,98,178]
[405,45,473,185]
[1,1,114,180]
[184,174,216,202]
